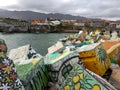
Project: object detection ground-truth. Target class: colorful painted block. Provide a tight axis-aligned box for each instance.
[0,57,24,90]
[45,50,80,85]
[77,42,103,58]
[77,42,111,76]
[9,44,41,63]
[81,56,111,76]
[104,41,120,64]
[103,40,120,51]
[59,64,117,90]
[9,45,49,90]
[16,57,49,90]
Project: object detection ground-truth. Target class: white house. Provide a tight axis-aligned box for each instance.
[74,22,85,26]
[49,20,61,26]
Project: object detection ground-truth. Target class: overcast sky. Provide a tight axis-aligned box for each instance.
[0,0,120,20]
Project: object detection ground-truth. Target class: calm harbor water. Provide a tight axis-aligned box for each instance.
[0,33,70,56]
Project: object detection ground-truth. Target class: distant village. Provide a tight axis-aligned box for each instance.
[0,17,120,34]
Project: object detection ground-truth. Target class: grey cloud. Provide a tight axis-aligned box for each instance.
[4,0,120,20]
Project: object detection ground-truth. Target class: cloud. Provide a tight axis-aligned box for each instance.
[2,0,120,20]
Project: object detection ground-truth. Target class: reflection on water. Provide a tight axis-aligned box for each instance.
[0,33,69,56]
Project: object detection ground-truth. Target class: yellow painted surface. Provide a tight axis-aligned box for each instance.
[81,56,111,76]
[78,43,103,58]
[74,83,80,90]
[93,84,101,90]
[79,50,96,58]
[79,74,83,79]
[64,85,70,90]
[73,75,79,83]
[78,43,111,76]
[31,59,39,65]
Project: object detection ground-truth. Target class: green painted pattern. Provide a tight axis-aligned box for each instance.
[97,48,107,62]
[45,51,80,84]
[16,58,49,90]
[59,64,108,90]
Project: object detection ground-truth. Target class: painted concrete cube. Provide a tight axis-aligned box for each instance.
[59,64,116,90]
[45,50,81,85]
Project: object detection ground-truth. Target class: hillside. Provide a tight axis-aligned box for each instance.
[0,9,87,20]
